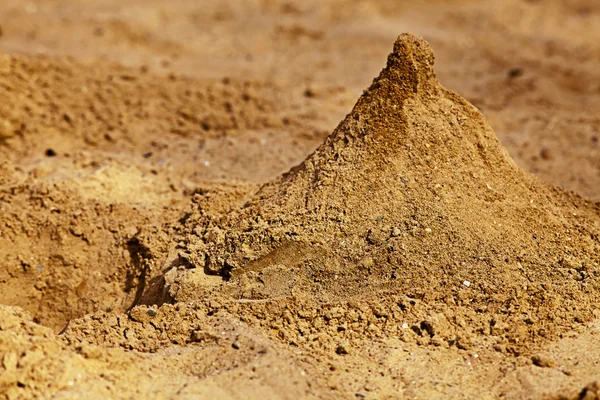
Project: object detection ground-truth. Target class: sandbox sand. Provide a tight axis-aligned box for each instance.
[1,1,600,399]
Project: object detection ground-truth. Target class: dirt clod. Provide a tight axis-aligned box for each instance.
[532,354,557,368]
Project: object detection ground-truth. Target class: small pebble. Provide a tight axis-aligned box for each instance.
[508,67,523,78]
[493,344,506,353]
[336,343,349,355]
[304,86,317,98]
[463,281,471,287]
[540,148,552,160]
[456,335,473,350]
[532,354,556,368]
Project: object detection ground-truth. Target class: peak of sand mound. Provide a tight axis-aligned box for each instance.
[168,34,600,350]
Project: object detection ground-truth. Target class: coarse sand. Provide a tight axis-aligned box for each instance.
[1,1,600,399]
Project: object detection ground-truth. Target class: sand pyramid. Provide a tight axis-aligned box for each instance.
[177,34,599,341]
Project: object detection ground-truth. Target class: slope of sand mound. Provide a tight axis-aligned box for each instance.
[168,34,600,350]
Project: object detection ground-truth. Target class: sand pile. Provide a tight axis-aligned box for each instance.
[165,34,600,351]
[2,22,600,399]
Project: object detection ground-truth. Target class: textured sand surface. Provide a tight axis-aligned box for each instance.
[1,1,600,399]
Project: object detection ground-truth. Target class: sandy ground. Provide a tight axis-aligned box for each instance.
[0,1,599,399]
